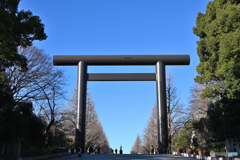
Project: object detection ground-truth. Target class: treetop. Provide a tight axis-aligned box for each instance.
[193,0,240,99]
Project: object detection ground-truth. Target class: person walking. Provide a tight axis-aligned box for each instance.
[97,145,100,155]
[92,147,94,154]
[89,146,92,154]
[78,147,82,157]
[167,147,170,154]
[151,145,154,154]
[115,148,118,154]
[90,145,94,154]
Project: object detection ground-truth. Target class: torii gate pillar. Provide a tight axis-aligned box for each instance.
[156,61,167,153]
[75,61,87,154]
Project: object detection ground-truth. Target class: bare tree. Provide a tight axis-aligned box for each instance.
[166,69,186,152]
[6,45,66,145]
[187,82,212,147]
[141,70,186,153]
[142,105,158,154]
[85,92,108,153]
[6,46,64,103]
[187,83,209,120]
[59,87,77,141]
[130,134,142,154]
[36,80,65,139]
[60,86,111,153]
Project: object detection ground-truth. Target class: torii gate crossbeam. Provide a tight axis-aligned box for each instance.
[53,55,190,154]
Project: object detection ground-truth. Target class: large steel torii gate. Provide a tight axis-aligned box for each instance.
[53,55,190,154]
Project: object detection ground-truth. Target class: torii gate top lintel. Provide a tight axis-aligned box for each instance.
[53,55,190,66]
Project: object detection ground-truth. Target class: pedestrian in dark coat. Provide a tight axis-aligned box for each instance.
[97,145,100,154]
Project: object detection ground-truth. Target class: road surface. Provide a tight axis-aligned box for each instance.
[49,154,195,160]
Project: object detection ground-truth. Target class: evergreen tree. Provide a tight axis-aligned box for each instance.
[193,0,240,143]
[0,0,47,71]
[192,99,240,143]
[175,123,193,149]
[193,0,240,99]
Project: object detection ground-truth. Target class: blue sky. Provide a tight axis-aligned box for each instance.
[19,0,211,154]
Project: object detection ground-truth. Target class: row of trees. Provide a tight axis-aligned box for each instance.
[131,0,240,154]
[130,70,186,154]
[59,87,112,153]
[130,71,237,154]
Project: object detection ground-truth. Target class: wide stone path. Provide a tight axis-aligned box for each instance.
[49,154,195,160]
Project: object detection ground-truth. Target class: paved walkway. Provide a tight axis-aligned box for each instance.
[49,154,195,160]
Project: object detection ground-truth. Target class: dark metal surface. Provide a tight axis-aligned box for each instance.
[53,55,190,66]
[75,61,87,154]
[156,61,168,154]
[87,73,156,81]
